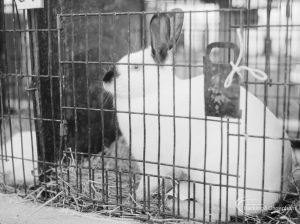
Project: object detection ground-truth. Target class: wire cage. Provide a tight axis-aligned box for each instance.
[1,0,300,223]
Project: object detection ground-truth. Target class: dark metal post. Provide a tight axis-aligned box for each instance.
[0,0,6,122]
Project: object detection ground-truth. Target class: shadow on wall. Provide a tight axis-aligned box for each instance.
[58,0,144,156]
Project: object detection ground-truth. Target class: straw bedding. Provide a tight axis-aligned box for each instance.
[1,136,299,223]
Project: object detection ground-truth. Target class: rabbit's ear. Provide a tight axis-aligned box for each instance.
[150,8,184,63]
[168,8,184,49]
[150,13,171,63]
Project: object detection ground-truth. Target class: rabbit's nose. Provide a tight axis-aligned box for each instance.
[103,69,115,83]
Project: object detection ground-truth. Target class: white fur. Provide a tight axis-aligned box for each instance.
[104,47,294,221]
[0,131,38,186]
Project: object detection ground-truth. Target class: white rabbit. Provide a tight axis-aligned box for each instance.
[103,9,296,221]
[1,123,38,186]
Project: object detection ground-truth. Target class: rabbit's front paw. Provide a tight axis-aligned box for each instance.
[135,179,153,201]
[135,176,160,201]
[135,182,146,201]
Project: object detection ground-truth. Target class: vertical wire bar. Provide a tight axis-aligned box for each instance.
[286,0,294,160]
[126,13,133,208]
[243,1,251,222]
[225,118,230,223]
[112,13,119,206]
[157,11,161,215]
[0,5,7,183]
[228,0,232,61]
[162,177,165,216]
[218,117,224,222]
[84,13,92,198]
[261,0,273,212]
[177,180,180,216]
[98,12,106,205]
[235,120,241,222]
[141,11,147,211]
[281,0,291,194]
[203,10,209,223]
[171,9,177,218]
[57,13,64,185]
[92,169,95,199]
[193,182,196,219]
[225,2,233,221]
[0,77,6,186]
[276,0,283,117]
[209,185,212,222]
[254,1,259,96]
[133,173,137,213]
[31,6,46,188]
[70,10,79,194]
[79,167,82,193]
[0,0,8,181]
[119,171,123,213]
[47,0,58,190]
[0,3,6,181]
[5,58,14,188]
[297,31,300,145]
[13,3,27,190]
[58,1,64,179]
[23,9,36,188]
[147,175,150,210]
[235,9,243,222]
[105,170,109,203]
[289,0,295,195]
[18,10,33,186]
[187,10,192,221]
[67,168,70,194]
[9,0,18,189]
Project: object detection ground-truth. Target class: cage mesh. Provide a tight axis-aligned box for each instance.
[1,0,300,223]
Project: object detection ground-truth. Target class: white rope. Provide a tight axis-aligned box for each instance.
[224,28,268,88]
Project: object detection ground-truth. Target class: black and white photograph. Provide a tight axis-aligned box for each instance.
[0,0,300,223]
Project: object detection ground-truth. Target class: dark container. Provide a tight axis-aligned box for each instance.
[203,42,241,118]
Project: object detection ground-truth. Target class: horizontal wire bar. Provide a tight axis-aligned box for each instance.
[61,106,240,124]
[5,72,300,87]
[2,116,298,141]
[0,28,58,32]
[60,106,300,138]
[59,60,300,67]
[0,114,61,123]
[53,161,297,196]
[228,132,300,142]
[0,155,56,167]
[65,198,202,222]
[57,9,247,17]
[1,72,60,78]
[1,155,296,198]
[59,60,204,67]
[61,151,238,177]
[245,81,300,86]
[2,26,299,33]
[231,24,300,28]
[251,95,300,100]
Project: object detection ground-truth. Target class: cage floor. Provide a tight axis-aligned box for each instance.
[1,136,299,223]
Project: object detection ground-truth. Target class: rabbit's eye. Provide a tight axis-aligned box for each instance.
[132,64,141,71]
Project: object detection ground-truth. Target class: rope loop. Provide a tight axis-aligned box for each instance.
[224,29,268,88]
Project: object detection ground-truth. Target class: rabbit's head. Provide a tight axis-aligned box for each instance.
[103,9,184,100]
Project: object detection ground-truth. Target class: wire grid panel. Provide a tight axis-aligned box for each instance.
[56,6,297,223]
[0,2,40,191]
[0,0,299,223]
